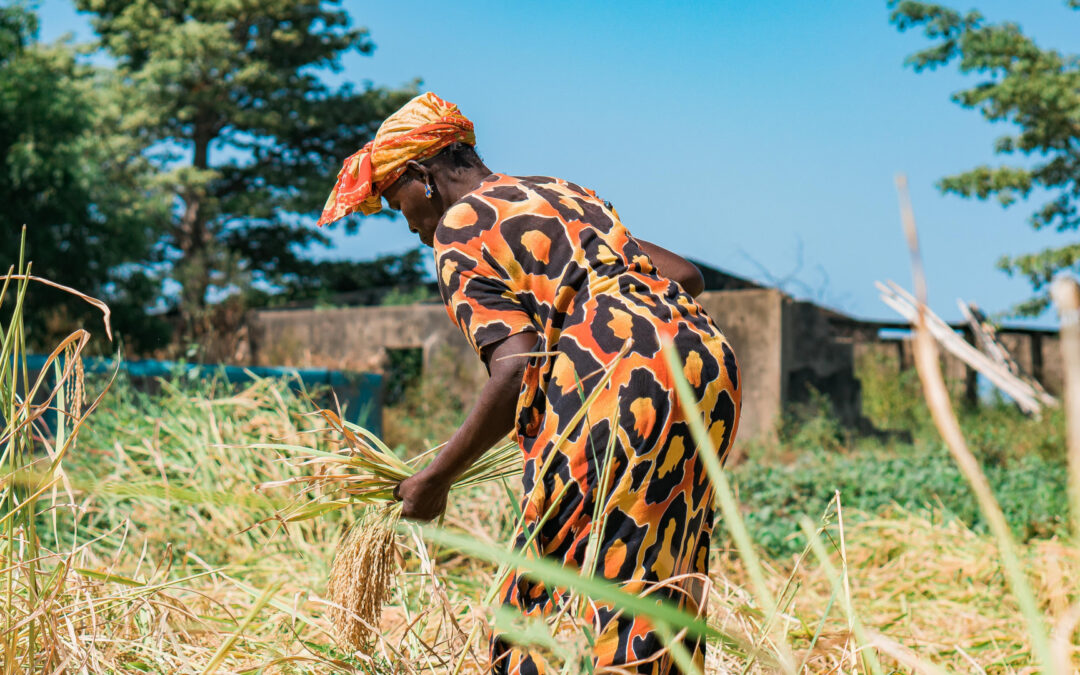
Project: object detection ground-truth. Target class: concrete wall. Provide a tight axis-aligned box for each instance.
[998,332,1063,396]
[697,289,785,440]
[783,300,862,425]
[246,288,872,442]
[249,290,796,441]
[854,328,1063,408]
[248,303,484,382]
[699,291,865,438]
[855,339,973,402]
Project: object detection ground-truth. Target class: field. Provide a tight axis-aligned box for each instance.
[4,270,1080,674]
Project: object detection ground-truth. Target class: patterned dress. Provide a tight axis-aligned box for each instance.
[435,174,741,674]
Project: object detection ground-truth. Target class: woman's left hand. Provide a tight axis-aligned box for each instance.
[395,468,451,522]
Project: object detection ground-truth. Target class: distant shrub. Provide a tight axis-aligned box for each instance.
[382,346,471,453]
[778,386,848,454]
[954,403,1066,465]
[856,347,932,433]
[731,439,1068,559]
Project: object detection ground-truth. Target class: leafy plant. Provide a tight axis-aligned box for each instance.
[891,1,1080,315]
[733,441,1069,558]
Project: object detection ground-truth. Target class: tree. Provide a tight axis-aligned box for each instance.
[890,1,1080,315]
[75,0,417,339]
[278,247,434,306]
[0,4,169,350]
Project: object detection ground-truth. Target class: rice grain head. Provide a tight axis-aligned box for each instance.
[328,503,402,647]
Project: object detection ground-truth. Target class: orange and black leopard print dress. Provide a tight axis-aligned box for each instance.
[435,173,741,674]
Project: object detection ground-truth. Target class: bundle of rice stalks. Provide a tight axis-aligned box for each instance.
[257,407,520,511]
[254,406,522,647]
[327,504,403,646]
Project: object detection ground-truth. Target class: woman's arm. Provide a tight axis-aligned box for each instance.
[635,239,705,297]
[394,331,537,521]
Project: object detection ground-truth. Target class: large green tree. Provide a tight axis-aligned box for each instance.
[76,0,417,337]
[0,3,168,350]
[890,1,1080,315]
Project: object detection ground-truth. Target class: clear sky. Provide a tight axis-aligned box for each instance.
[36,1,1079,327]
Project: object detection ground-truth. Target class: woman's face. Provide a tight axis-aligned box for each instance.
[383,176,441,247]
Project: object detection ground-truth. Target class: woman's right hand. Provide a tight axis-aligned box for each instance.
[394,332,535,522]
[395,467,450,522]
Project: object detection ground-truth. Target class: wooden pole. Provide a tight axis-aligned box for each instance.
[1050,276,1080,538]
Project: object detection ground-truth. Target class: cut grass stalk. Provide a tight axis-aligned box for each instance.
[254,405,524,648]
[896,174,1053,674]
[1,228,116,673]
[797,516,884,675]
[202,581,282,674]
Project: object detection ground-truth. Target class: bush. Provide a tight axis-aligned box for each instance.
[856,347,931,433]
[382,346,471,452]
[722,352,1071,560]
[732,435,1068,559]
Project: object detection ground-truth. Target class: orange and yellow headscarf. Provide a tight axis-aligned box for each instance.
[316,92,475,226]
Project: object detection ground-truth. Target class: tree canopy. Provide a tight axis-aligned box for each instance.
[0,3,168,350]
[75,0,418,337]
[891,1,1080,315]
[2,1,426,354]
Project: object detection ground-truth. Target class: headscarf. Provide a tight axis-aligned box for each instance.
[316,92,475,226]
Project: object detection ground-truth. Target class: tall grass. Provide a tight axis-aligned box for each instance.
[0,230,118,671]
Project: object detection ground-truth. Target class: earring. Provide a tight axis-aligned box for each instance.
[424,182,433,199]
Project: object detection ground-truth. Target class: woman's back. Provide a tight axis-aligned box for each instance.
[435,173,723,363]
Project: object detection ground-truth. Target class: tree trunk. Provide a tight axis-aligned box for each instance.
[177,124,212,340]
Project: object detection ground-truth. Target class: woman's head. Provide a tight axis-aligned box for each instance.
[315,93,476,233]
[381,142,487,247]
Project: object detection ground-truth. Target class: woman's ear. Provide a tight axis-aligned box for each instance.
[404,159,430,183]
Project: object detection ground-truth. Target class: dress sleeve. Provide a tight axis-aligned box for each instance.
[436,243,538,358]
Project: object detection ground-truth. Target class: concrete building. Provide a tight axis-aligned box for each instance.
[245,265,1063,441]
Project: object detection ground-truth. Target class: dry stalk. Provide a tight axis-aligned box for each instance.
[894,173,1053,673]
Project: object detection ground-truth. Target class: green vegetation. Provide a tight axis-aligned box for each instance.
[2,226,1069,671]
[735,437,1068,558]
[76,0,417,334]
[734,352,1069,558]
[3,340,1074,672]
[891,1,1080,315]
[0,4,168,349]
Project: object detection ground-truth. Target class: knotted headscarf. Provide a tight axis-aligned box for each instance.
[316,92,475,226]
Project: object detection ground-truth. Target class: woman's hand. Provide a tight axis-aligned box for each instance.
[395,467,451,522]
[394,332,536,521]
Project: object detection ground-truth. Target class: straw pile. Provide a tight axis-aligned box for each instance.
[256,406,521,647]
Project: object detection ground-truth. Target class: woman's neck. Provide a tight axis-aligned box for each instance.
[434,164,495,210]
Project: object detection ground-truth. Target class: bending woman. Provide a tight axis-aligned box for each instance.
[318,93,741,674]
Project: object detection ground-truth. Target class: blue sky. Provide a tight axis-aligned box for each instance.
[37,1,1079,326]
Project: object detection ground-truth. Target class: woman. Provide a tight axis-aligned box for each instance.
[318,93,741,674]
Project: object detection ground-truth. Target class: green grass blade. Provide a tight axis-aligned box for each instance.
[202,581,281,674]
[661,341,797,673]
[798,517,884,675]
[417,523,743,649]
